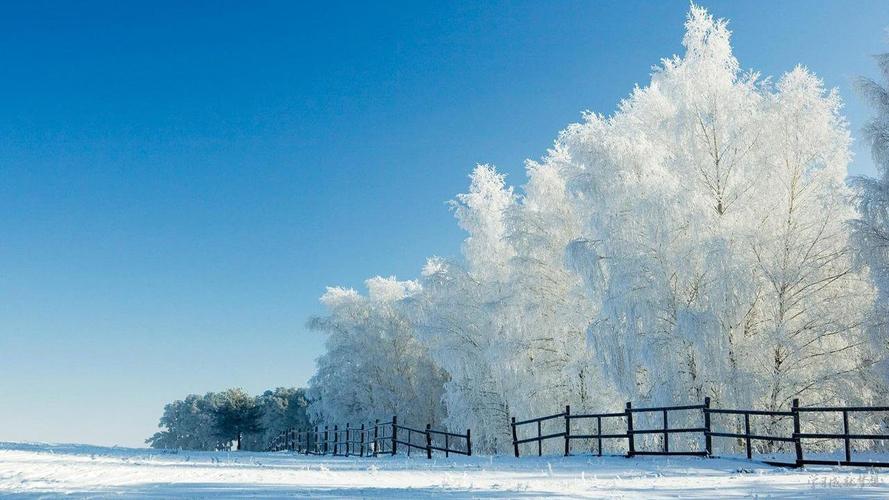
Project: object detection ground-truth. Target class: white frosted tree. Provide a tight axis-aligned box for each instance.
[749,67,877,414]
[855,55,889,306]
[852,51,889,391]
[305,4,885,455]
[503,159,619,441]
[307,277,448,428]
[147,392,229,451]
[550,6,880,417]
[411,165,519,452]
[414,164,619,454]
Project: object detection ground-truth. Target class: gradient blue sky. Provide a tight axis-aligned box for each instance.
[2,0,888,447]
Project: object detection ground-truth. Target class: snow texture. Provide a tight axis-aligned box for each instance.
[3,442,889,498]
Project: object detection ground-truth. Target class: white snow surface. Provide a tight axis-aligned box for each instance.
[2,442,889,498]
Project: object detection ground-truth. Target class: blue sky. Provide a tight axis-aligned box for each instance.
[1,0,888,447]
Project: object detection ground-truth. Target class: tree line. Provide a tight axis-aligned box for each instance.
[148,5,889,456]
[147,387,309,451]
[306,5,889,455]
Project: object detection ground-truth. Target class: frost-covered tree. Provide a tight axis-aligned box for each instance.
[148,387,311,451]
[412,165,618,453]
[855,58,889,304]
[306,4,884,454]
[549,5,879,416]
[307,277,448,427]
[410,166,520,452]
[852,49,889,387]
[241,387,312,451]
[146,392,228,451]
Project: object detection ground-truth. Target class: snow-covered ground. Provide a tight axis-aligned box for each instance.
[2,442,889,498]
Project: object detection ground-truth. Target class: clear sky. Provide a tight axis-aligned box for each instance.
[2,0,888,447]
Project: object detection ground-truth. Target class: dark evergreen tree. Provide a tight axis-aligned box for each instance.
[213,388,263,451]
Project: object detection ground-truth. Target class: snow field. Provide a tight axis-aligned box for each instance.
[2,442,889,498]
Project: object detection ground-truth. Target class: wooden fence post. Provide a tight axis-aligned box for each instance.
[425,424,432,459]
[703,397,712,457]
[391,416,398,456]
[324,425,329,455]
[333,425,339,455]
[360,423,366,457]
[564,405,571,456]
[345,423,351,457]
[311,426,317,455]
[373,419,379,457]
[537,420,542,456]
[626,402,635,457]
[792,399,803,467]
[511,416,519,458]
[466,428,472,456]
[744,413,752,459]
[843,410,851,464]
[596,415,603,456]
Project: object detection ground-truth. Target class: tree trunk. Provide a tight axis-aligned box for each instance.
[237,432,242,451]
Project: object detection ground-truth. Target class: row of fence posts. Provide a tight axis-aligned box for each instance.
[272,418,392,457]
[510,398,889,468]
[272,415,472,460]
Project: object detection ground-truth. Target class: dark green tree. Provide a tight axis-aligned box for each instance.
[242,387,312,450]
[214,388,263,450]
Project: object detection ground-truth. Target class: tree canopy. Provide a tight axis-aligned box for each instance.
[147,387,310,451]
[307,5,887,454]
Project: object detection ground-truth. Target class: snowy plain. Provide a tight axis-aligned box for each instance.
[2,442,889,498]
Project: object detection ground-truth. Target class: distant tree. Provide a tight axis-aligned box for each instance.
[214,388,263,451]
[242,387,312,451]
[149,387,313,451]
[146,392,227,450]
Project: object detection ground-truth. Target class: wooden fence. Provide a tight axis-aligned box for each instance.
[269,416,471,459]
[511,398,889,468]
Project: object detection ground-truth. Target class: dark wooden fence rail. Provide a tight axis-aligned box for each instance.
[266,399,888,468]
[705,406,796,467]
[268,416,471,460]
[393,422,430,458]
[428,427,472,457]
[794,402,889,467]
[510,407,568,457]
[567,409,628,457]
[625,400,709,457]
[511,398,889,468]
